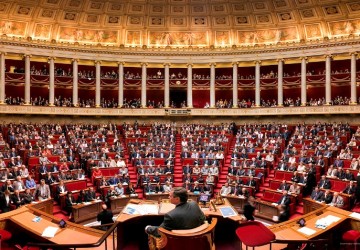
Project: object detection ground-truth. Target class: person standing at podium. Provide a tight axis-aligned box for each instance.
[145,187,206,237]
[97,204,114,231]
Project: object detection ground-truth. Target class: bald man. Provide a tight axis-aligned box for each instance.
[97,204,114,230]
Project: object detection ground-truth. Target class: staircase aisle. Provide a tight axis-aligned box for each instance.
[214,136,236,194]
[119,127,143,198]
[173,133,183,187]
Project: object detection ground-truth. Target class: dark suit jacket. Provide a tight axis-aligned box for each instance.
[318,179,331,189]
[278,183,290,191]
[278,209,290,222]
[322,193,333,204]
[311,190,324,201]
[277,195,291,206]
[97,209,113,225]
[160,201,206,231]
[243,202,255,221]
[86,191,96,201]
[0,194,11,212]
[343,185,356,195]
[11,194,22,208]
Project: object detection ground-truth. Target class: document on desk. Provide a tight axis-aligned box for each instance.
[138,204,159,215]
[123,204,141,215]
[42,226,59,238]
[349,212,360,220]
[123,204,159,215]
[298,227,316,236]
[219,206,237,218]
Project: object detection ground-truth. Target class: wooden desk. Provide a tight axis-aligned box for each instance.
[116,198,242,250]
[9,208,114,249]
[255,199,280,221]
[303,197,327,214]
[72,200,103,223]
[28,198,54,215]
[269,206,351,250]
[109,196,131,214]
[223,195,247,213]
[145,192,169,201]
[225,195,280,221]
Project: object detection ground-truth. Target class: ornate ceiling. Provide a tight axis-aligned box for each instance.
[0,0,360,48]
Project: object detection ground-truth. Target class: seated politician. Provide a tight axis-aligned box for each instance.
[145,187,206,237]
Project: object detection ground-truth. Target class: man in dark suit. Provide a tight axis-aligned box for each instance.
[310,187,324,201]
[11,189,23,208]
[277,190,291,207]
[0,190,12,213]
[277,160,287,171]
[321,189,333,204]
[183,164,192,175]
[86,187,97,201]
[277,204,290,222]
[97,204,114,231]
[315,155,325,168]
[318,175,331,189]
[343,181,356,195]
[277,180,290,191]
[145,187,206,237]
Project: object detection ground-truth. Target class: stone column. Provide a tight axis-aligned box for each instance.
[118,62,124,108]
[72,59,78,107]
[48,57,55,106]
[24,55,31,105]
[351,53,358,105]
[255,61,261,107]
[210,63,216,107]
[164,63,170,107]
[141,63,147,108]
[232,62,238,108]
[0,53,5,104]
[277,59,284,106]
[301,57,307,106]
[95,60,101,108]
[187,64,193,108]
[325,55,332,105]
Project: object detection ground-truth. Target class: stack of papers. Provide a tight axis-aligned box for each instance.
[298,227,316,236]
[123,204,159,215]
[42,226,59,238]
[349,212,360,220]
[315,215,340,229]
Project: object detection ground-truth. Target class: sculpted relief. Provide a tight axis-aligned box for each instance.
[237,27,299,45]
[57,27,119,44]
[329,19,360,37]
[148,31,208,46]
[0,21,27,37]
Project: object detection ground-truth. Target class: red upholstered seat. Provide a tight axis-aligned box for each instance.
[236,221,275,248]
[342,230,360,243]
[0,229,12,241]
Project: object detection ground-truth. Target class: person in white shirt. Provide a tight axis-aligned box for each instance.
[115,183,124,196]
[209,165,219,176]
[265,152,274,163]
[220,182,232,196]
[163,181,172,193]
[297,162,306,173]
[288,156,296,164]
[116,158,126,168]
[215,151,224,161]
[108,157,117,168]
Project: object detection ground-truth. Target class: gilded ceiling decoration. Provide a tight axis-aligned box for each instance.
[0,0,359,48]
